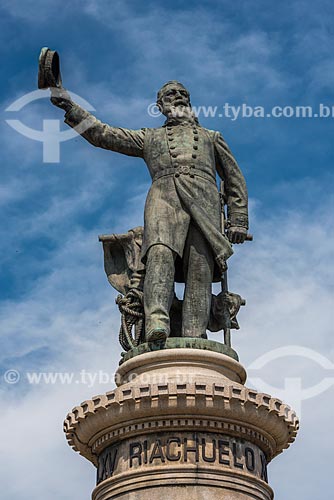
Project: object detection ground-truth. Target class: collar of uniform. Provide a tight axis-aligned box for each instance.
[163,115,200,127]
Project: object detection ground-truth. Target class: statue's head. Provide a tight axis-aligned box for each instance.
[157,81,191,118]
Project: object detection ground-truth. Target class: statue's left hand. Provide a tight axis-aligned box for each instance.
[227,226,247,244]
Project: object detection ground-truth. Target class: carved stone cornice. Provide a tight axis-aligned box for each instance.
[64,351,299,468]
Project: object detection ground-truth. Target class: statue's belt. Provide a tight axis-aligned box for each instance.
[153,167,216,185]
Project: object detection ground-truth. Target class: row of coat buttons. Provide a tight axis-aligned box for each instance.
[171,152,197,158]
[167,127,199,160]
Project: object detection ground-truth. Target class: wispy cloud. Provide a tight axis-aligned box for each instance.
[81,1,285,100]
[1,196,333,499]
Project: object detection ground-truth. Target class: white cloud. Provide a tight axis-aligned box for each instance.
[78,0,285,103]
[1,195,333,499]
[0,176,41,207]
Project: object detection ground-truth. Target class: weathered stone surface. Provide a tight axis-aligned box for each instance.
[64,349,299,499]
[94,431,272,500]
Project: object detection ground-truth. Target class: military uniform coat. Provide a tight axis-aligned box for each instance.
[64,105,248,278]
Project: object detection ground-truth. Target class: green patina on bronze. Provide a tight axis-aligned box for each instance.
[120,337,239,364]
[46,51,250,354]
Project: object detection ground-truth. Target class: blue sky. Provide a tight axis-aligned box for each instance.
[0,1,333,498]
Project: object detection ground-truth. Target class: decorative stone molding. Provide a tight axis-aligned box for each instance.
[64,349,298,499]
[64,381,298,461]
[116,347,247,385]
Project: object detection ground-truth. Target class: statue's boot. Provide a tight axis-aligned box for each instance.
[146,328,168,348]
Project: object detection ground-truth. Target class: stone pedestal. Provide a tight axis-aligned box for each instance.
[64,345,299,499]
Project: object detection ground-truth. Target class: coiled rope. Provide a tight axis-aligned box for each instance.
[116,289,145,351]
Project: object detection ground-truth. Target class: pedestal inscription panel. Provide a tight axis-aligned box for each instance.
[97,432,268,485]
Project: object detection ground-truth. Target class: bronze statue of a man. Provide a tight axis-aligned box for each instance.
[50,81,248,344]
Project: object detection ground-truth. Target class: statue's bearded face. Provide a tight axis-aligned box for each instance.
[158,83,191,117]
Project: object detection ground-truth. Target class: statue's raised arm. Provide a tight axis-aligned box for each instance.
[61,99,145,157]
[39,48,145,157]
